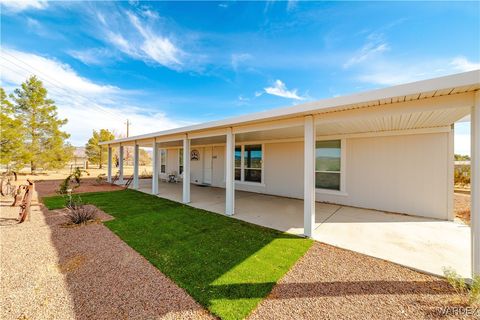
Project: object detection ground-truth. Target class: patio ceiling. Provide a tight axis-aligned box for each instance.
[103,71,479,147]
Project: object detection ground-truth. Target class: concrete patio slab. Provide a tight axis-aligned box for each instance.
[133,178,471,278]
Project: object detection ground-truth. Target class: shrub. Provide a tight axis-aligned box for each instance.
[95,174,105,184]
[454,166,470,187]
[443,267,467,295]
[65,195,97,224]
[443,267,480,305]
[470,275,480,305]
[57,168,89,195]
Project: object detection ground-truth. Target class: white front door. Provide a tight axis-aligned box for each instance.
[203,147,213,184]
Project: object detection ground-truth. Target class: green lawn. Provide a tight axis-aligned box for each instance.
[43,190,313,320]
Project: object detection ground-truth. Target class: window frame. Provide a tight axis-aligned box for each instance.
[160,149,167,174]
[234,143,265,185]
[178,148,183,174]
[315,138,347,196]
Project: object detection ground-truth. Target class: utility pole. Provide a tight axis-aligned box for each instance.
[125,119,130,137]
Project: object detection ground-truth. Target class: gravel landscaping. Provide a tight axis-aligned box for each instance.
[34,178,124,197]
[0,193,213,320]
[1,187,476,320]
[455,192,471,224]
[250,242,476,320]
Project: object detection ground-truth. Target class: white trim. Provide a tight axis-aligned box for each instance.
[107,146,112,183]
[303,115,316,238]
[471,91,480,278]
[133,144,139,189]
[314,138,347,194]
[233,142,264,185]
[182,138,191,204]
[235,181,266,188]
[160,149,167,174]
[240,145,244,181]
[178,148,183,174]
[225,128,235,215]
[151,142,159,195]
[316,189,348,196]
[118,145,124,183]
[447,126,454,221]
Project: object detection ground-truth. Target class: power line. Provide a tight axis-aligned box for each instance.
[1,54,125,121]
[1,53,126,122]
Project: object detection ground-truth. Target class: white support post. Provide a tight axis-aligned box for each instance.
[152,142,159,195]
[447,125,455,220]
[118,145,124,184]
[304,115,316,238]
[107,146,112,183]
[472,91,480,277]
[133,144,139,189]
[225,128,235,215]
[183,137,191,203]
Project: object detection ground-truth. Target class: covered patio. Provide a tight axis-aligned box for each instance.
[103,71,479,280]
[132,178,471,278]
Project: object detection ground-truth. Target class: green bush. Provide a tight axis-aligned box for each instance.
[443,267,480,305]
[454,166,470,187]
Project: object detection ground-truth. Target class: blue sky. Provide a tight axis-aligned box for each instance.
[0,1,479,153]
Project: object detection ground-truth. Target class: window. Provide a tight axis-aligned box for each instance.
[235,146,241,181]
[160,149,166,174]
[244,144,262,182]
[179,148,183,174]
[315,140,341,190]
[235,144,263,184]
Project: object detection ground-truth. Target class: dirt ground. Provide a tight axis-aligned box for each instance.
[34,178,124,198]
[0,193,213,320]
[1,186,477,319]
[250,243,477,320]
[455,192,471,224]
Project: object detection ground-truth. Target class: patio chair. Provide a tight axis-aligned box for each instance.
[175,172,183,183]
[168,171,177,183]
[124,175,134,189]
[159,173,168,183]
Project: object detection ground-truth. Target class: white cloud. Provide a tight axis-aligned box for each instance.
[68,48,115,66]
[218,3,228,8]
[127,11,182,67]
[264,80,305,100]
[0,0,47,12]
[231,53,252,71]
[344,33,390,68]
[0,48,183,145]
[97,10,184,69]
[356,56,480,86]
[1,48,118,94]
[287,0,298,12]
[450,56,480,72]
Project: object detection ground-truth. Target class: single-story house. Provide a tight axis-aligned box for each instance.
[101,70,479,278]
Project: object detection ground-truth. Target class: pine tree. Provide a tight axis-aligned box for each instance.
[11,76,72,173]
[85,129,115,168]
[0,88,26,170]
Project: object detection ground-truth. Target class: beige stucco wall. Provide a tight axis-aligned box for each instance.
[165,132,450,220]
[166,148,180,174]
[317,133,450,219]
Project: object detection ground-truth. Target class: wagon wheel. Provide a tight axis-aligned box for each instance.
[17,181,34,223]
[1,171,17,197]
[11,185,26,207]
